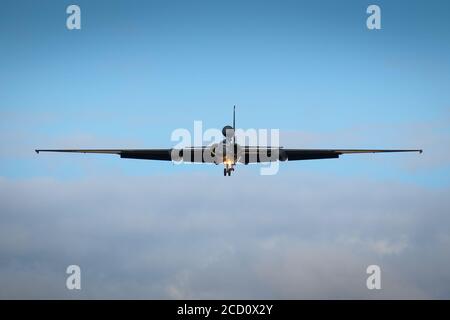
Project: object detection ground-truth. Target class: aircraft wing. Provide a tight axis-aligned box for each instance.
[35,149,173,161]
[242,147,423,163]
[34,148,212,163]
[36,147,423,163]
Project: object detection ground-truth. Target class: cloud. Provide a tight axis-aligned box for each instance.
[0,173,449,299]
[370,238,408,256]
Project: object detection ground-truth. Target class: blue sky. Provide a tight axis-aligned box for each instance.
[1,0,449,184]
[1,1,450,299]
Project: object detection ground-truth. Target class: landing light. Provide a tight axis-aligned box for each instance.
[224,159,234,166]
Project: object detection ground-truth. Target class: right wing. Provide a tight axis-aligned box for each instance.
[35,149,173,161]
[35,148,212,163]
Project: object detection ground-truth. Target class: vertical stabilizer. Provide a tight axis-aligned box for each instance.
[233,105,236,143]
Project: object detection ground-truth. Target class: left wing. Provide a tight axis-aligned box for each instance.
[241,147,422,163]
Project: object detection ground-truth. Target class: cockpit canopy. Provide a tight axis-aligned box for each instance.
[222,125,234,138]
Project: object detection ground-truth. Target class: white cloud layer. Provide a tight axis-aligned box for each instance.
[0,173,449,299]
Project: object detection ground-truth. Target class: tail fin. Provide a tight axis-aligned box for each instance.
[233,105,235,130]
[233,105,236,143]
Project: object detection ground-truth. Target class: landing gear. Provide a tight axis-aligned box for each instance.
[223,157,236,177]
[223,168,233,176]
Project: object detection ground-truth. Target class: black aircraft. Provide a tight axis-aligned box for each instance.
[36,106,422,176]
